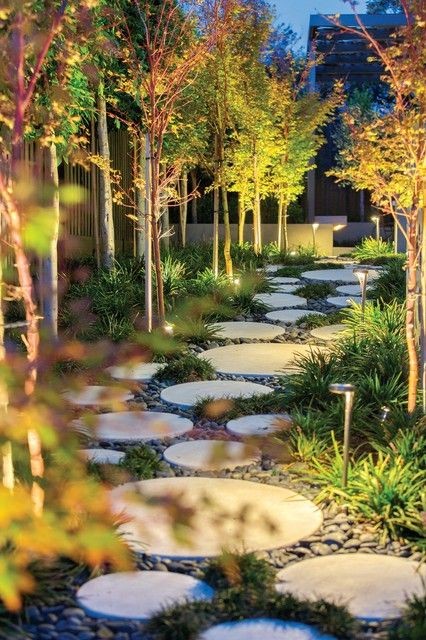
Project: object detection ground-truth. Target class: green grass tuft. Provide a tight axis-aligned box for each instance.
[155,353,216,383]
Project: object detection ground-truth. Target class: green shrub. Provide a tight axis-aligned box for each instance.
[193,391,287,421]
[295,282,335,299]
[368,256,406,303]
[119,445,161,479]
[155,353,216,383]
[159,254,187,303]
[390,591,426,640]
[295,310,344,328]
[341,298,405,337]
[203,552,276,591]
[353,237,396,261]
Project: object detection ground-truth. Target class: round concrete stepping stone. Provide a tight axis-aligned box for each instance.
[327,295,362,308]
[310,324,347,342]
[199,343,321,377]
[213,321,285,340]
[75,411,193,442]
[264,264,284,273]
[106,362,161,382]
[79,448,125,464]
[270,277,301,285]
[160,380,273,409]
[63,385,133,407]
[226,414,291,436]
[254,293,307,310]
[163,440,260,470]
[77,571,214,620]
[265,309,325,326]
[336,284,366,295]
[199,619,336,640]
[302,268,379,283]
[111,477,323,558]
[276,555,426,621]
[274,284,299,293]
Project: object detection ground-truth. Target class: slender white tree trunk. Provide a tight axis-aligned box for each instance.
[97,80,115,269]
[190,169,198,223]
[179,170,188,247]
[144,134,153,332]
[41,142,59,338]
[136,136,145,258]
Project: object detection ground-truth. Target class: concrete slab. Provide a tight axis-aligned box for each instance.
[199,343,323,377]
[276,554,426,621]
[111,477,323,558]
[336,285,369,295]
[226,414,291,436]
[199,619,336,640]
[270,277,301,285]
[63,385,133,408]
[327,296,362,308]
[107,362,161,382]
[302,269,379,283]
[254,293,307,310]
[79,448,125,464]
[213,321,285,340]
[264,264,285,273]
[163,440,260,470]
[160,381,273,409]
[77,411,194,442]
[77,571,214,620]
[265,309,325,326]
[274,285,299,293]
[310,324,347,342]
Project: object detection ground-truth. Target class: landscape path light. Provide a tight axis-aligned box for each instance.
[329,383,355,488]
[312,222,320,254]
[371,215,380,242]
[353,267,369,319]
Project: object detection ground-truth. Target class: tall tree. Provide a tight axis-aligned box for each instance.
[330,0,425,412]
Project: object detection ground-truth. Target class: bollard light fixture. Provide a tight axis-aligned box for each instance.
[164,322,174,335]
[329,383,355,488]
[353,267,369,318]
[312,222,320,253]
[371,215,380,242]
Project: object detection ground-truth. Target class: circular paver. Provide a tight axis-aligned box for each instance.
[77,571,214,620]
[213,321,285,340]
[264,264,284,273]
[160,380,273,409]
[276,555,426,621]
[302,268,379,283]
[111,477,323,558]
[254,293,307,309]
[163,440,260,470]
[336,284,367,295]
[327,295,362,308]
[79,448,125,464]
[75,411,193,442]
[199,619,336,640]
[310,324,347,342]
[106,362,161,382]
[226,414,291,436]
[63,385,133,407]
[199,343,322,377]
[270,277,301,285]
[265,309,325,325]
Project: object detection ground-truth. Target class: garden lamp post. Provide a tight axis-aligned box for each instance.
[353,267,369,319]
[329,383,355,488]
[312,223,320,254]
[371,216,380,242]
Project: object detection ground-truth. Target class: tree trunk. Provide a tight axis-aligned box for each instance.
[0,229,14,491]
[90,115,101,268]
[40,143,59,339]
[136,136,145,259]
[277,195,283,250]
[144,134,153,332]
[150,149,165,324]
[237,193,246,246]
[161,165,169,251]
[283,201,289,253]
[406,214,419,413]
[179,170,188,247]
[97,80,115,269]
[213,135,220,277]
[253,147,262,254]
[221,186,233,278]
[190,169,198,224]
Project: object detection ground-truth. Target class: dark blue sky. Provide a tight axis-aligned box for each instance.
[273,0,367,46]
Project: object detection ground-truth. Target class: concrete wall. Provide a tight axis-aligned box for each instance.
[185,223,334,256]
[334,222,392,246]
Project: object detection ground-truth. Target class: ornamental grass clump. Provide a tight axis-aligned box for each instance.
[155,353,216,383]
[352,237,396,261]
